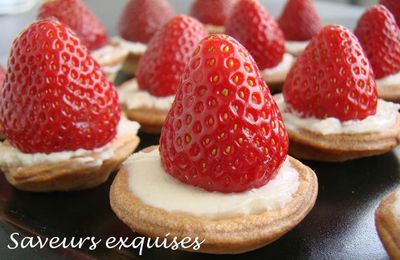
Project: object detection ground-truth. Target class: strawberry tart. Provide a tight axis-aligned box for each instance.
[355,5,400,103]
[277,24,400,162]
[118,15,208,134]
[190,0,237,33]
[278,0,322,56]
[110,34,317,254]
[376,187,400,259]
[225,0,295,92]
[0,20,140,192]
[116,0,175,76]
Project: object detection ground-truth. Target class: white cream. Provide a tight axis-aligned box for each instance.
[376,72,400,89]
[0,120,140,168]
[204,24,224,33]
[118,78,174,110]
[91,44,129,66]
[261,53,295,84]
[274,94,400,135]
[285,41,309,56]
[111,37,147,55]
[126,149,299,220]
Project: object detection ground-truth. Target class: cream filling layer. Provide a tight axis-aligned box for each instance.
[111,37,147,55]
[274,94,400,135]
[261,53,294,84]
[118,79,174,110]
[376,72,400,89]
[285,41,309,56]
[126,149,299,220]
[0,120,140,168]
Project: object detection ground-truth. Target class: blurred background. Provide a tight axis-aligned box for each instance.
[0,0,382,65]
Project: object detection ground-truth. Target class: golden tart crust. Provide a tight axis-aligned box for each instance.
[1,135,140,192]
[110,146,318,254]
[376,188,400,259]
[287,115,400,162]
[377,81,400,103]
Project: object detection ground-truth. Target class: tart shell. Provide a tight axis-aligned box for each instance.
[125,107,167,134]
[375,188,400,259]
[287,115,400,162]
[1,135,140,192]
[110,146,318,254]
[377,82,400,103]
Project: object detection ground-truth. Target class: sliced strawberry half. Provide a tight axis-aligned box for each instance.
[160,34,288,193]
[283,25,377,121]
[225,0,285,70]
[278,0,322,41]
[118,0,175,44]
[37,0,108,50]
[0,20,121,153]
[136,15,208,97]
[190,0,237,26]
[355,5,400,79]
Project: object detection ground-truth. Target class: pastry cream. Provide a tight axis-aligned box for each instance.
[118,79,174,110]
[261,53,295,83]
[274,94,400,135]
[285,41,309,56]
[126,149,299,220]
[111,37,147,55]
[204,24,224,33]
[0,120,140,168]
[376,72,400,89]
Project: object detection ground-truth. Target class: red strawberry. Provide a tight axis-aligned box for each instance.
[0,20,121,153]
[283,25,377,121]
[118,0,175,44]
[0,65,5,87]
[380,0,400,27]
[37,0,108,50]
[190,0,237,26]
[278,0,321,41]
[354,5,400,79]
[137,15,208,97]
[225,0,285,70]
[159,34,288,193]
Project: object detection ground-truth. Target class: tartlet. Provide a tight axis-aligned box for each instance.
[0,20,141,192]
[119,15,207,134]
[376,187,400,259]
[110,147,317,254]
[355,5,400,103]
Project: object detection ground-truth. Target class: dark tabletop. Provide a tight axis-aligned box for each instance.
[0,1,396,260]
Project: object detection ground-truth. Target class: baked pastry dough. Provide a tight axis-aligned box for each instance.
[110,146,318,254]
[1,134,139,192]
[376,188,400,259]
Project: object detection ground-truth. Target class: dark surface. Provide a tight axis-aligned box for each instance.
[0,0,396,259]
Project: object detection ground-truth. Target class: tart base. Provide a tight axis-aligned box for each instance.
[121,52,142,76]
[287,115,400,162]
[1,135,140,192]
[377,82,400,103]
[375,188,400,259]
[110,146,318,254]
[125,107,167,134]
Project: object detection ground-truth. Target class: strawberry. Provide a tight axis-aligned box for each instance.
[283,25,377,121]
[0,20,121,153]
[159,34,288,193]
[37,0,108,50]
[225,0,285,70]
[118,0,175,44]
[0,65,5,87]
[278,0,321,41]
[190,0,237,26]
[380,0,400,27]
[136,15,208,97]
[354,5,400,79]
